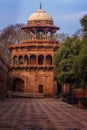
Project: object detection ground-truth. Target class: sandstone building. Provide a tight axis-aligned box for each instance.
[0,54,9,97]
[8,6,60,96]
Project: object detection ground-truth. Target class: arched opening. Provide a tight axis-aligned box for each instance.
[30,32,34,40]
[24,55,28,65]
[36,30,44,39]
[13,78,24,92]
[47,31,51,40]
[30,55,36,65]
[13,56,18,65]
[19,56,23,65]
[38,55,44,65]
[46,55,52,65]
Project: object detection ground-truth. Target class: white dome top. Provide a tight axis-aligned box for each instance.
[28,9,53,22]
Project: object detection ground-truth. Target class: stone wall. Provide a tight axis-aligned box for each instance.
[10,69,54,97]
[0,54,9,98]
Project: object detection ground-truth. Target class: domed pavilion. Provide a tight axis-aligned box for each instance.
[8,5,60,97]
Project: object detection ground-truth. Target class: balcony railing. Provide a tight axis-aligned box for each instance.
[8,39,59,49]
[10,64,54,69]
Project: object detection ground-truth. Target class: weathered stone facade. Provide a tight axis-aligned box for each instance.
[9,7,60,96]
[0,54,9,97]
[10,69,54,96]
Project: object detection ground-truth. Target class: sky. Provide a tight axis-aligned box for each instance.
[0,0,87,35]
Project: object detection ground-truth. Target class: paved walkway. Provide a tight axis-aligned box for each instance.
[0,98,87,130]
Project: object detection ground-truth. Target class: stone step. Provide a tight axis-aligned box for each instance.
[7,91,44,98]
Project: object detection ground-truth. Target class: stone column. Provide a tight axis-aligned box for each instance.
[36,55,38,66]
[34,30,37,40]
[45,30,47,39]
[28,55,30,66]
[51,32,53,40]
[44,55,46,66]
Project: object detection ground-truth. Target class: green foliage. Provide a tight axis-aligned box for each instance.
[54,36,82,85]
[54,30,87,89]
[74,39,87,88]
[80,14,87,33]
[80,99,87,107]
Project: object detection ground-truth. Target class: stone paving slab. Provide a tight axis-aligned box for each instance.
[0,98,87,130]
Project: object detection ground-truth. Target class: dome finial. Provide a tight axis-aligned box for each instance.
[40,2,42,9]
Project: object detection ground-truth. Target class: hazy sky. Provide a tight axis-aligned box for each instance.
[0,0,87,35]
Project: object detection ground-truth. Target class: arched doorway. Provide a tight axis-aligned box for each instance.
[13,78,24,92]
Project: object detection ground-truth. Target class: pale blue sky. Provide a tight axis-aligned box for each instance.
[0,0,87,35]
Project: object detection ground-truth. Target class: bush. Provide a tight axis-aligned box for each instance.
[80,99,87,107]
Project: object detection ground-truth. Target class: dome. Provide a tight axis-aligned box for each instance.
[28,9,54,25]
[28,9,53,22]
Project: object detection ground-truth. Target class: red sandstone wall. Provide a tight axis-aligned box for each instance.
[10,69,54,96]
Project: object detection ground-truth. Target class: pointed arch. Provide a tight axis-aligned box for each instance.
[13,78,24,92]
[19,56,23,65]
[13,56,18,65]
[46,55,52,65]
[38,55,44,65]
[24,55,28,65]
[36,29,45,39]
[30,55,36,65]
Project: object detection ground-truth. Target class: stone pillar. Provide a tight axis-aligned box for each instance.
[44,55,46,66]
[28,55,30,66]
[51,32,53,40]
[23,55,25,65]
[36,55,38,66]
[45,30,47,39]
[34,30,37,39]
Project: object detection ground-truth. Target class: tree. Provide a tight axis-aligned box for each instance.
[53,33,68,43]
[0,23,28,45]
[55,34,87,89]
[72,14,87,89]
[54,36,82,85]
[0,23,28,62]
[74,29,84,40]
[73,38,87,88]
[80,14,87,33]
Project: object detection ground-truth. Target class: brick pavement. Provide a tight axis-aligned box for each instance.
[0,98,87,130]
